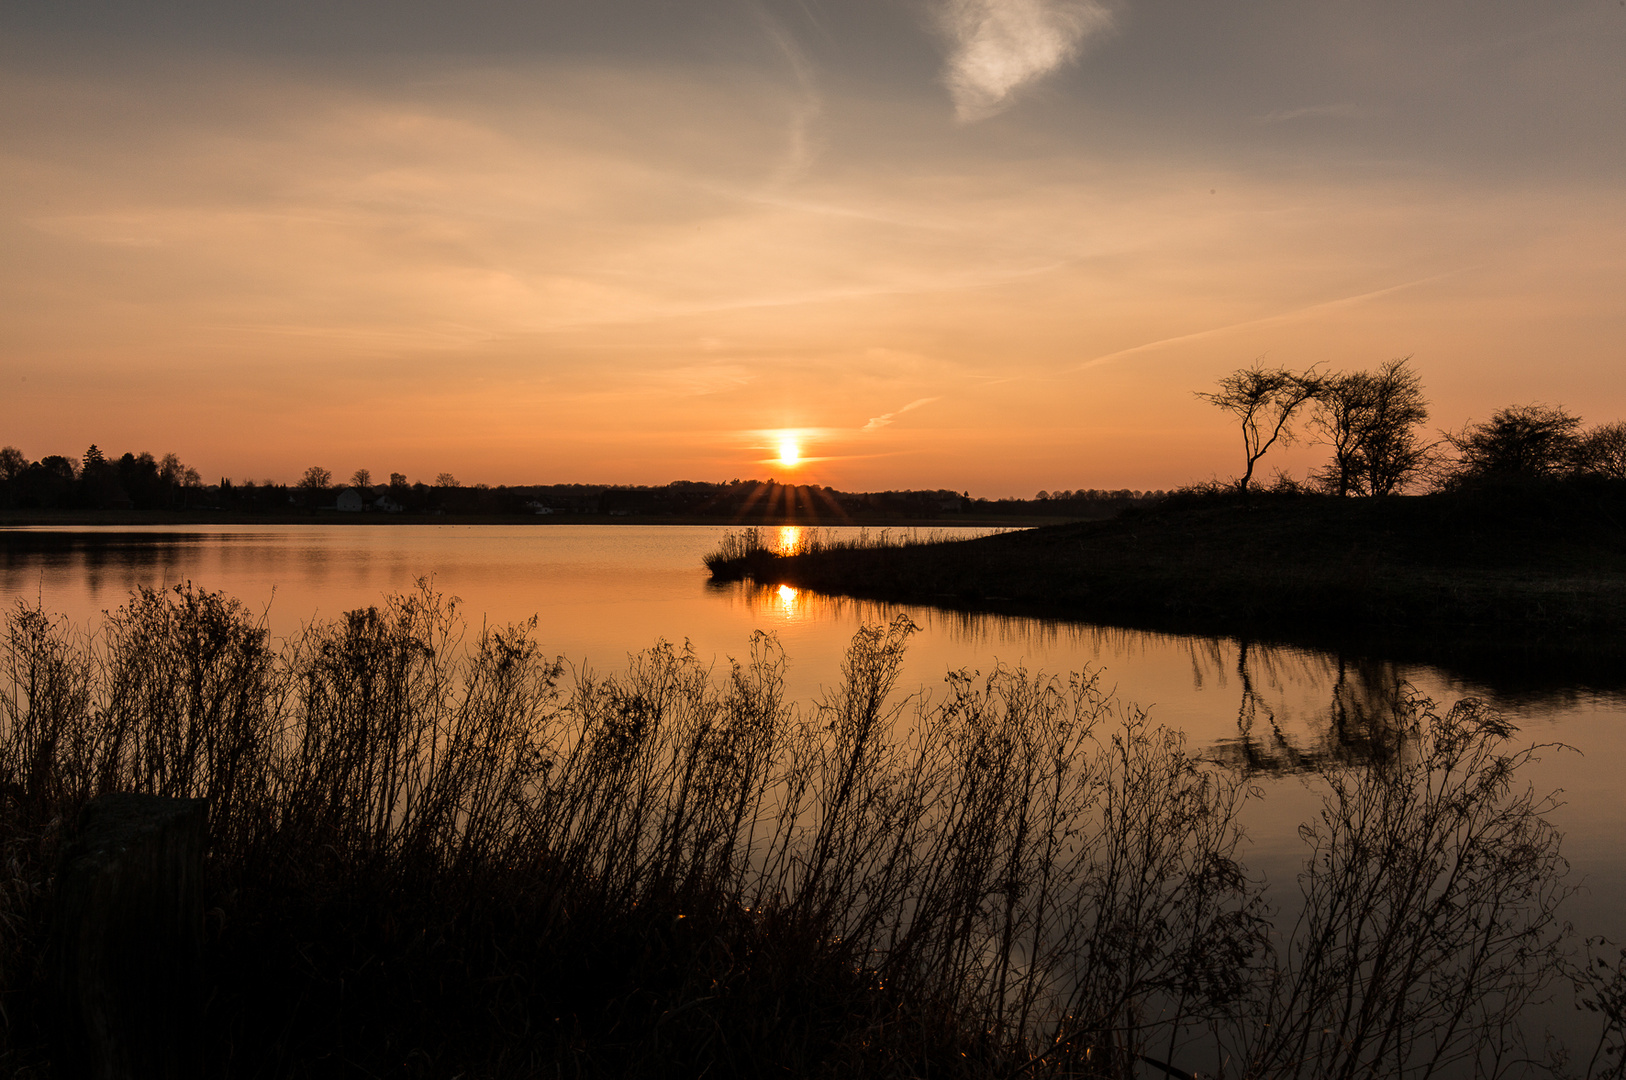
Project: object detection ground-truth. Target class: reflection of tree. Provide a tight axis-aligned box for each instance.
[1221,639,1311,774]
[1199,638,1414,775]
[718,588,1449,774]
[1322,653,1411,767]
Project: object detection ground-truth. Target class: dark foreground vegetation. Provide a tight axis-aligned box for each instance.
[706,477,1626,644]
[2,584,1624,1077]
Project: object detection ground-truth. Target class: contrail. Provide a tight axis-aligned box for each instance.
[1076,272,1467,371]
[864,396,941,431]
[937,0,1113,121]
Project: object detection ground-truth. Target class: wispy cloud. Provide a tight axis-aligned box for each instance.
[863,396,941,431]
[937,0,1113,121]
[742,1,825,185]
[1075,271,1466,371]
[1256,103,1365,125]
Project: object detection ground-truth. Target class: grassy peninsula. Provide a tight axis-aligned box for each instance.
[707,479,1626,641]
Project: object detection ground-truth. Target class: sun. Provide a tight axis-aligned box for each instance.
[777,436,800,466]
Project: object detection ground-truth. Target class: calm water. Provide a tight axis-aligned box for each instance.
[5,524,1624,998]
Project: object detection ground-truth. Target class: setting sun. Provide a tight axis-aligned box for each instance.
[777,436,800,467]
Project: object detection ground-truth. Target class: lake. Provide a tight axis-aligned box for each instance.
[5,522,1624,1052]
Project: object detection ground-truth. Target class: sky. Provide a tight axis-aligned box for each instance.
[2,0,1623,497]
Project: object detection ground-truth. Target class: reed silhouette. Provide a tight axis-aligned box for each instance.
[0,584,1619,1077]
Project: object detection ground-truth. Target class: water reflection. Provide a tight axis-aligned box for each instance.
[774,525,805,556]
[730,581,1621,776]
[1201,640,1416,775]
[7,525,1624,988]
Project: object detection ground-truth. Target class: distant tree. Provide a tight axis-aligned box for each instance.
[1311,358,1432,496]
[0,446,26,482]
[1447,405,1583,482]
[159,453,184,487]
[300,466,333,490]
[1575,420,1626,481]
[389,472,408,489]
[31,455,80,507]
[351,468,373,489]
[1197,364,1326,493]
[0,446,25,508]
[82,444,108,474]
[39,455,79,482]
[435,473,459,488]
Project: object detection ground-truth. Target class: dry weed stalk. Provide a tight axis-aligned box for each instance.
[0,584,1601,1078]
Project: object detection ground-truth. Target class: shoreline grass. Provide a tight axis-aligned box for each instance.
[1,583,1621,1077]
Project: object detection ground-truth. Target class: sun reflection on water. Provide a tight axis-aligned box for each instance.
[776,583,799,616]
[775,525,805,556]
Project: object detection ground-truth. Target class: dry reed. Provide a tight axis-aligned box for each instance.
[0,582,1615,1078]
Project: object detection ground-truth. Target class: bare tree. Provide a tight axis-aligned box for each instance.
[1311,358,1432,496]
[299,466,332,490]
[434,472,459,488]
[350,468,373,489]
[1197,364,1325,493]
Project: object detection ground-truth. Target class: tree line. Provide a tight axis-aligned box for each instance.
[0,450,1085,520]
[0,445,205,511]
[1198,358,1626,494]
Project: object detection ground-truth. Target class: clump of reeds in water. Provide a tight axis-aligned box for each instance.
[704,526,981,581]
[0,582,1621,1078]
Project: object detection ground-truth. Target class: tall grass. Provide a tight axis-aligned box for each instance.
[703,526,988,580]
[0,583,1616,1077]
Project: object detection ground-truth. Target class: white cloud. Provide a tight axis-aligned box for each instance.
[937,0,1113,121]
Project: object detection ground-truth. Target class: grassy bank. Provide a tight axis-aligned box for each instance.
[1,584,1620,1077]
[706,481,1626,640]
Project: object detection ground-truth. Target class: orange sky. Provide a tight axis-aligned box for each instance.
[2,2,1623,496]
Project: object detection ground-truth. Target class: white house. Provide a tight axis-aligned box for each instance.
[336,488,366,512]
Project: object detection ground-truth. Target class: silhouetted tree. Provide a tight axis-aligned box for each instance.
[116,452,161,509]
[1576,420,1626,481]
[388,472,408,489]
[351,468,372,489]
[1447,405,1582,482]
[159,453,183,487]
[297,465,332,508]
[1311,358,1432,496]
[0,446,24,508]
[79,444,123,507]
[0,447,26,484]
[435,473,459,488]
[1197,364,1325,493]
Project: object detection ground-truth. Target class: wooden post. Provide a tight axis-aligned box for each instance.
[48,793,207,1080]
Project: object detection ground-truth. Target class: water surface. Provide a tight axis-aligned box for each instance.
[6,524,1623,983]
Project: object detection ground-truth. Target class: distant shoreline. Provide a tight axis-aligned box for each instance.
[0,509,1063,529]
